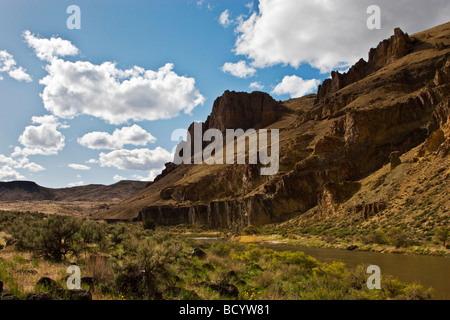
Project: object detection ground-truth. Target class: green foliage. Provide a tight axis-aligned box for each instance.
[143,218,156,230]
[80,220,106,244]
[387,227,410,248]
[113,237,181,299]
[208,243,231,257]
[363,230,390,245]
[434,226,449,247]
[10,215,81,261]
[242,225,260,235]
[0,210,434,300]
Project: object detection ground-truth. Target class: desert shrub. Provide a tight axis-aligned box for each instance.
[208,243,231,257]
[362,230,389,245]
[109,224,127,245]
[270,251,318,270]
[86,254,114,283]
[381,276,433,300]
[387,227,410,248]
[434,226,449,247]
[10,215,81,261]
[242,225,260,235]
[143,218,156,230]
[232,244,262,264]
[114,237,182,299]
[80,220,106,244]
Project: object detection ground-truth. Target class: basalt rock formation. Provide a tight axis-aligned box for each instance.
[96,22,450,232]
[315,28,414,103]
[184,90,284,152]
[205,90,281,131]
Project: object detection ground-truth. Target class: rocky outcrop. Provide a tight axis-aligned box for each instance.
[353,202,387,220]
[153,162,178,183]
[315,28,414,103]
[389,151,402,170]
[206,90,281,132]
[317,182,361,217]
[173,90,285,164]
[139,193,277,230]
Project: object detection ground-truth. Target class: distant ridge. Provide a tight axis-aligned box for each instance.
[0,180,149,202]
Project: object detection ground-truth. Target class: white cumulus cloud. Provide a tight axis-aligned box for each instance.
[78,124,156,150]
[219,9,233,27]
[23,30,79,62]
[113,174,127,182]
[23,32,204,125]
[221,60,256,78]
[132,167,164,182]
[0,50,32,82]
[68,164,91,171]
[39,59,205,125]
[68,181,84,187]
[17,115,66,156]
[0,165,25,181]
[271,75,320,98]
[99,147,172,171]
[23,162,46,172]
[234,0,450,73]
[249,81,264,90]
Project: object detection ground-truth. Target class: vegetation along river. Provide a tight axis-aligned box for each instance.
[192,237,450,300]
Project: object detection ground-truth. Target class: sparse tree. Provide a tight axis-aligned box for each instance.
[435,226,449,247]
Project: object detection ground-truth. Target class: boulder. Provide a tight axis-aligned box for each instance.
[26,292,53,300]
[389,151,402,170]
[189,248,206,258]
[198,282,239,298]
[51,288,92,300]
[36,277,62,291]
[81,277,96,290]
[0,293,19,300]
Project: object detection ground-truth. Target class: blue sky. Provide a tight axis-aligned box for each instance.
[0,0,448,187]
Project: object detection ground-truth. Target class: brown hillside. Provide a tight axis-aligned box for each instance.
[94,22,450,233]
[0,180,149,216]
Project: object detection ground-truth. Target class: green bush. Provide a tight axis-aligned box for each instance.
[387,227,410,248]
[143,218,156,230]
[242,225,260,235]
[434,226,449,247]
[10,215,81,261]
[80,220,106,244]
[363,230,389,245]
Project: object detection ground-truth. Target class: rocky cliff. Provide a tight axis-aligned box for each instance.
[96,22,450,232]
[315,28,414,103]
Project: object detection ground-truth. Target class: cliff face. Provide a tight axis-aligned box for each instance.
[205,90,280,131]
[97,23,450,231]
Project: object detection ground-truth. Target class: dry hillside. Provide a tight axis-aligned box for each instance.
[92,22,449,235]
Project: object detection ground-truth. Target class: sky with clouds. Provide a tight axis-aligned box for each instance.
[0,0,448,187]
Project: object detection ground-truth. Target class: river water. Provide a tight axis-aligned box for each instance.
[192,238,450,300]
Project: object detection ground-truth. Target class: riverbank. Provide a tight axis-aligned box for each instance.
[177,229,450,257]
[183,232,450,300]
